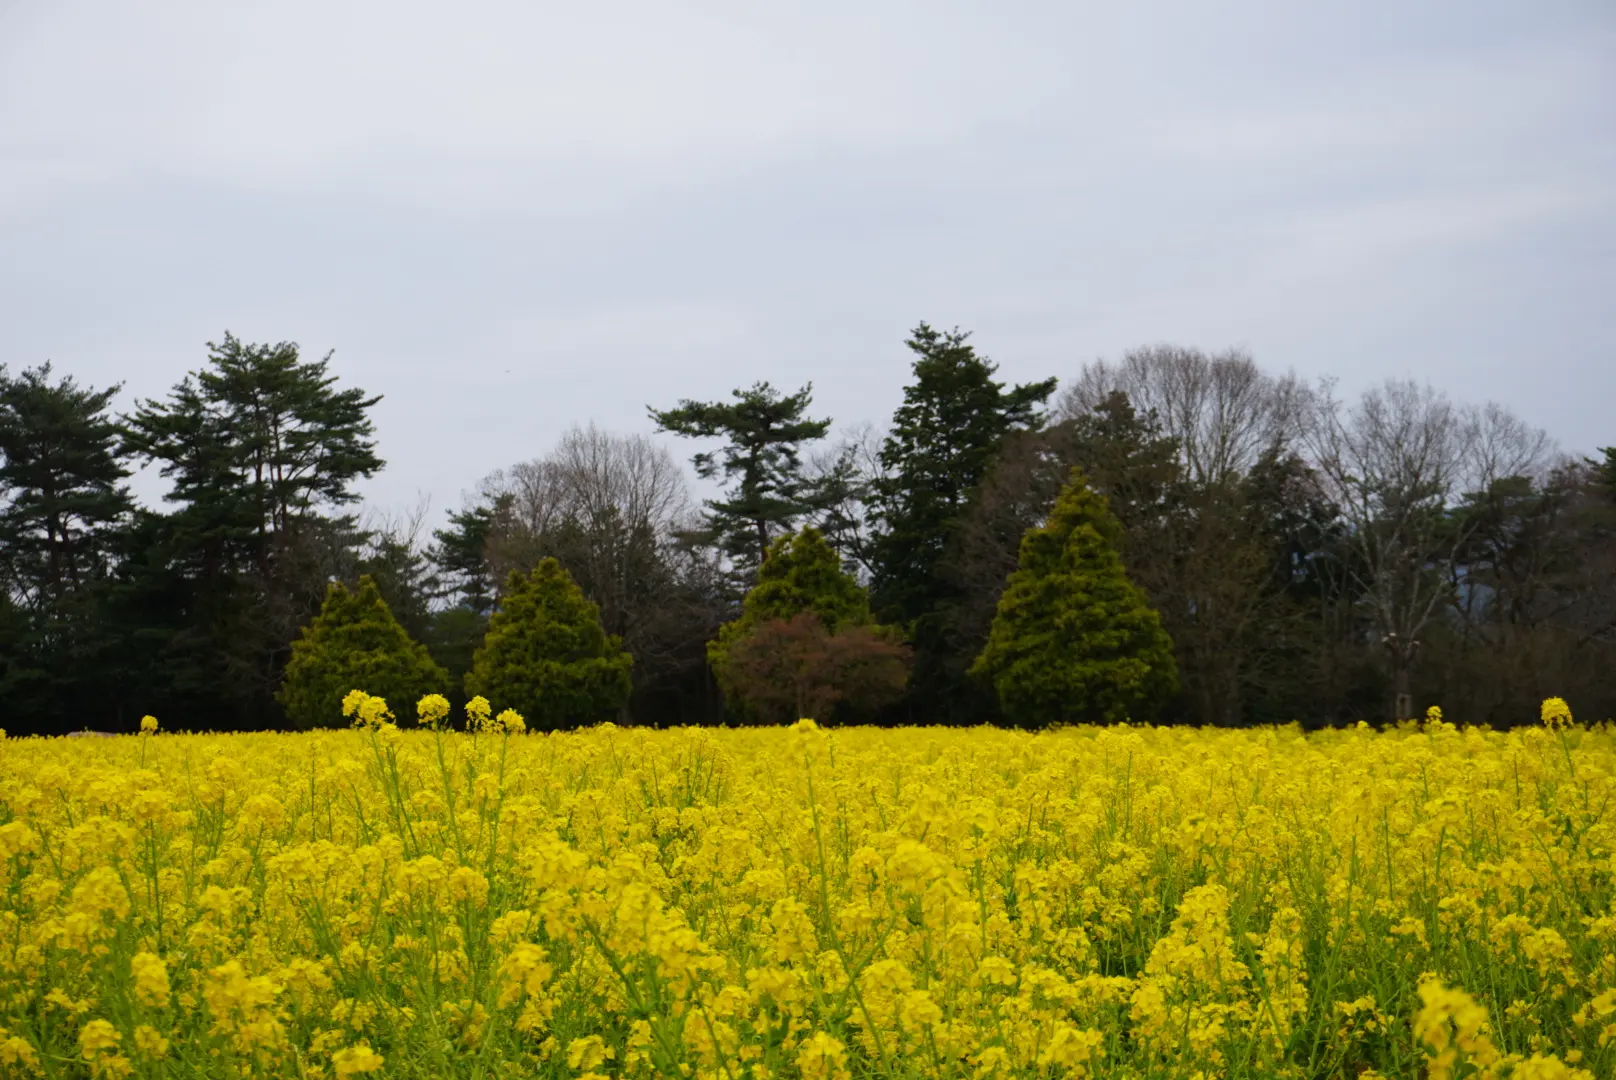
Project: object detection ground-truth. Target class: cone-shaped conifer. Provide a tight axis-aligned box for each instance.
[464,558,632,730]
[278,575,449,728]
[971,469,1177,725]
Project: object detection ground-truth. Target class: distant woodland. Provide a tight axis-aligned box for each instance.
[3,326,1613,733]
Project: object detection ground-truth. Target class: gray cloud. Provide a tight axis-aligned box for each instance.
[3,1,1611,516]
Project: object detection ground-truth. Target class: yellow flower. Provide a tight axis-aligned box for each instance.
[356,695,393,729]
[496,942,553,1007]
[0,697,1609,1077]
[496,708,526,735]
[0,1036,41,1073]
[341,690,394,729]
[566,1034,612,1071]
[132,1025,169,1059]
[416,694,451,727]
[1542,696,1573,729]
[139,715,159,734]
[79,1020,121,1054]
[448,865,490,907]
[77,1020,133,1079]
[1039,1023,1104,1071]
[131,951,171,1008]
[796,1031,849,1080]
[465,695,492,731]
[332,1041,384,1075]
[1414,978,1499,1080]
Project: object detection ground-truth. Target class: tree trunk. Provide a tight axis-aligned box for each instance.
[1393,665,1413,723]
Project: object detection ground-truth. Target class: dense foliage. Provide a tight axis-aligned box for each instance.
[650,381,833,575]
[971,469,1178,725]
[722,613,911,724]
[2,329,1613,732]
[709,528,909,722]
[464,558,633,730]
[869,324,1056,723]
[277,576,449,729]
[0,363,132,729]
[0,708,1608,1078]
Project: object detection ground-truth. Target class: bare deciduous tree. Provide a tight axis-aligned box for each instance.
[802,422,887,581]
[1054,362,1312,725]
[479,424,724,713]
[1060,345,1306,486]
[1304,379,1552,719]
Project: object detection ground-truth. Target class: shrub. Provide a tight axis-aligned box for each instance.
[464,558,632,730]
[278,576,449,728]
[971,468,1177,725]
[709,527,908,721]
[723,612,910,724]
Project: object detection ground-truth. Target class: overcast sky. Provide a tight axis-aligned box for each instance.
[3,1,1612,520]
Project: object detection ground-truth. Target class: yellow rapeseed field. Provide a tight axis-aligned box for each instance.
[0,696,1612,1080]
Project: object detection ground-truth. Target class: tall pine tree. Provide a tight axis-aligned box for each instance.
[650,382,832,578]
[122,333,383,728]
[971,468,1177,726]
[0,363,133,731]
[0,363,132,607]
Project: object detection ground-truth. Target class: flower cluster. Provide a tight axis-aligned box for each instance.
[341,689,395,729]
[0,700,1608,1078]
[1543,696,1574,729]
[415,693,451,727]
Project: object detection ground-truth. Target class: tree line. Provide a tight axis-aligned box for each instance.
[2,327,1612,734]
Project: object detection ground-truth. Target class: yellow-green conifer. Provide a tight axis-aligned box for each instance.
[971,469,1177,725]
[464,558,632,730]
[278,576,449,728]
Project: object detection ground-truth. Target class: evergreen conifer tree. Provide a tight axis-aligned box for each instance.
[430,494,510,616]
[464,558,632,729]
[124,333,384,728]
[869,324,1056,722]
[0,363,132,605]
[650,382,833,576]
[278,575,449,728]
[872,325,1056,623]
[971,469,1177,726]
[0,363,134,731]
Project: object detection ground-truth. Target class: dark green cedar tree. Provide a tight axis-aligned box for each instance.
[971,468,1177,726]
[869,323,1056,722]
[940,391,1181,707]
[464,558,632,730]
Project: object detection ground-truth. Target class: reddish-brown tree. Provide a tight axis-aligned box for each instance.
[722,612,910,724]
